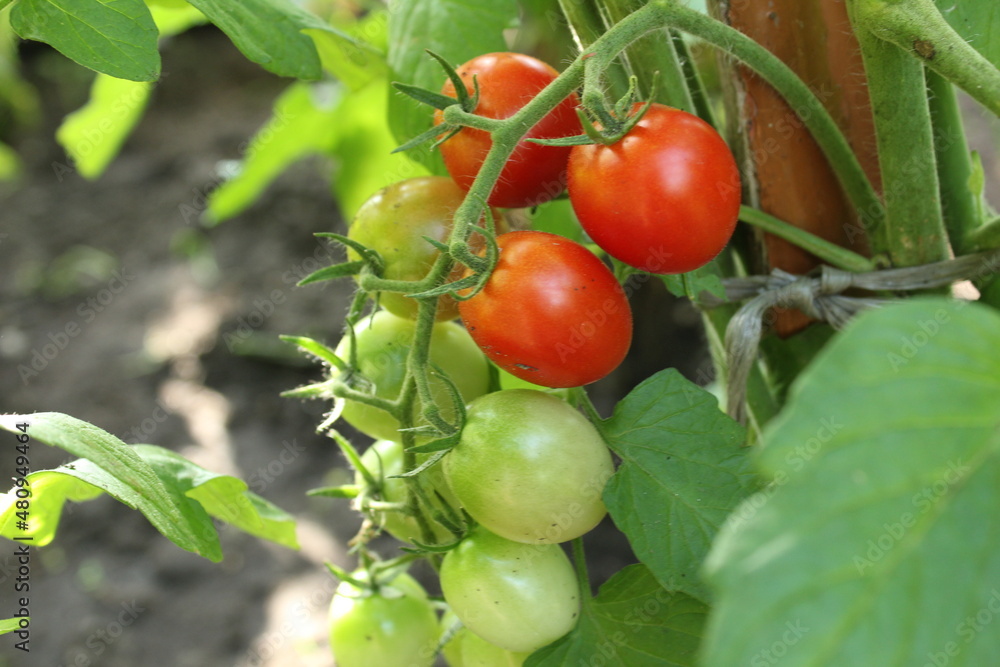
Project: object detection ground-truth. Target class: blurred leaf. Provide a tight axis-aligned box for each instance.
[0,618,27,636]
[934,0,1000,69]
[53,2,206,180]
[56,74,152,179]
[306,9,388,90]
[526,565,708,667]
[0,413,213,558]
[0,141,20,180]
[386,0,518,171]
[10,0,160,81]
[206,81,341,224]
[328,79,431,219]
[529,198,584,241]
[602,369,754,602]
[186,0,324,79]
[702,299,1000,666]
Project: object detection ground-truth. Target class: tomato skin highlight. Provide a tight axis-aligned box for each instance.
[440,528,580,653]
[457,230,632,388]
[434,52,582,209]
[347,177,504,321]
[444,389,613,544]
[328,571,439,667]
[567,103,741,274]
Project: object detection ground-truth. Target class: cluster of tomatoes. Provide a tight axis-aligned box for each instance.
[322,51,741,666]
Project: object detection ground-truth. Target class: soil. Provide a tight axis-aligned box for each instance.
[0,27,709,667]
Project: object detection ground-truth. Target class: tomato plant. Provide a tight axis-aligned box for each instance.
[457,230,632,388]
[333,310,490,441]
[357,440,459,544]
[440,528,580,653]
[433,52,582,208]
[444,389,613,544]
[329,570,439,667]
[347,176,504,320]
[7,1,1000,666]
[567,103,741,274]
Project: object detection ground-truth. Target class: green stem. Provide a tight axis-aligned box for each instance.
[570,537,592,600]
[581,1,885,240]
[854,0,1000,117]
[738,206,876,273]
[967,218,1000,252]
[926,70,981,255]
[598,0,695,113]
[848,0,950,267]
[672,29,717,127]
[559,0,632,101]
[441,106,504,132]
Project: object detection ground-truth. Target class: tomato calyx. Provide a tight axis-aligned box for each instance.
[392,50,484,155]
[529,73,659,148]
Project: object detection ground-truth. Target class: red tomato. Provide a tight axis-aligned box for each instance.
[567,103,741,274]
[434,52,581,209]
[457,230,632,388]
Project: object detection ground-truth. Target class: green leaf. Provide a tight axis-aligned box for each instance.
[134,445,299,550]
[0,414,298,559]
[526,565,708,667]
[0,141,21,180]
[0,617,27,636]
[529,198,584,242]
[660,261,726,302]
[56,74,152,179]
[305,9,387,90]
[51,2,205,179]
[386,0,518,170]
[206,81,340,224]
[702,298,1000,666]
[0,412,215,560]
[934,0,1000,69]
[601,369,753,602]
[185,0,323,79]
[327,79,431,219]
[10,0,160,81]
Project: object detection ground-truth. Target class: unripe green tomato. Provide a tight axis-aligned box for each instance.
[444,389,613,544]
[441,610,531,667]
[333,310,491,441]
[358,440,459,544]
[440,529,580,653]
[347,176,504,321]
[329,571,439,667]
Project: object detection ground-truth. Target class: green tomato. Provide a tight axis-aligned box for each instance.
[334,310,491,441]
[444,389,613,544]
[358,440,459,544]
[442,611,531,667]
[440,529,580,653]
[329,571,439,667]
[347,177,504,321]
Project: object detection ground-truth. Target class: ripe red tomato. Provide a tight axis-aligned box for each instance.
[567,103,741,274]
[457,230,632,388]
[434,52,581,209]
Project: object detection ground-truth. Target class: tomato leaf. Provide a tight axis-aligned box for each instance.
[702,299,1000,666]
[10,0,160,81]
[0,617,27,636]
[660,261,726,302]
[0,415,298,560]
[526,565,708,667]
[185,0,323,79]
[601,369,754,602]
[386,0,518,171]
